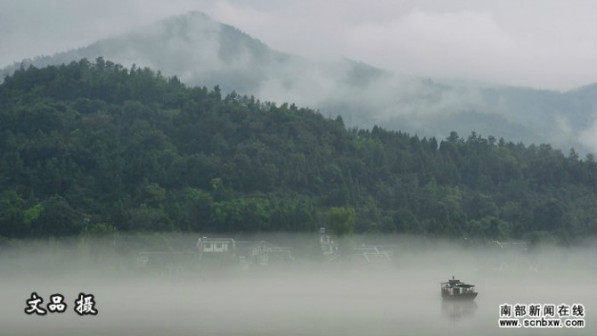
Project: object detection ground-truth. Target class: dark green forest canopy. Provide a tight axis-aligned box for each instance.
[1,58,596,243]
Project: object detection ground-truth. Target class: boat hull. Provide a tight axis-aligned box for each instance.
[442,292,478,301]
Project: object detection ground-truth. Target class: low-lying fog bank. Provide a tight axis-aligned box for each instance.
[1,234,595,335]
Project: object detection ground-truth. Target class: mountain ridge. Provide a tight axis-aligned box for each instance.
[1,11,595,154]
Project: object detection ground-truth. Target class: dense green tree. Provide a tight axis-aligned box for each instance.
[0,59,596,243]
[0,190,25,237]
[327,207,356,236]
[30,196,82,236]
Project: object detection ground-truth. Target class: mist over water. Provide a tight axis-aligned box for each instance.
[1,234,595,335]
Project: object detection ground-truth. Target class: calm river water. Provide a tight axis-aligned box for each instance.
[1,237,595,335]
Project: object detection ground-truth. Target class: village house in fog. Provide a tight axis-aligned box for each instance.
[137,230,403,273]
[319,227,394,263]
[319,227,339,260]
[347,246,392,264]
[196,237,235,254]
[196,236,293,267]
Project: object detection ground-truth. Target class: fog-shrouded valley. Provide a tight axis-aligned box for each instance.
[1,1,596,335]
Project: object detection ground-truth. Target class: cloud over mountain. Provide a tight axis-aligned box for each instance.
[2,11,596,154]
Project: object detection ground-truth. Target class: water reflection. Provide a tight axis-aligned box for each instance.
[442,300,478,321]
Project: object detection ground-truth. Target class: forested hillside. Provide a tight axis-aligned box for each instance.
[1,59,596,243]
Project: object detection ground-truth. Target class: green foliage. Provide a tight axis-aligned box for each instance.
[0,58,596,243]
[31,196,82,236]
[81,222,119,236]
[327,207,356,236]
[0,190,25,237]
[24,204,44,226]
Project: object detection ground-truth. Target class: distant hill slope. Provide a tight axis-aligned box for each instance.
[0,11,290,94]
[1,60,596,241]
[1,11,596,154]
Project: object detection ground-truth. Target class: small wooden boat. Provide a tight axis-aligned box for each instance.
[441,276,477,300]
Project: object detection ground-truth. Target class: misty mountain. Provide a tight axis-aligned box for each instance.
[2,11,596,154]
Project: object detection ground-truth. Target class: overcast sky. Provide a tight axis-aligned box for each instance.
[1,0,596,90]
